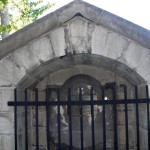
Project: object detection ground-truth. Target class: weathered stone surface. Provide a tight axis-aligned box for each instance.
[120,42,150,69]
[128,125,136,146]
[92,26,128,59]
[92,25,108,55]
[32,128,47,146]
[0,134,14,150]
[0,57,26,86]
[0,15,149,88]
[32,110,46,127]
[0,113,14,134]
[64,16,95,54]
[18,54,146,88]
[0,1,149,150]
[0,0,149,61]
[99,10,150,49]
[48,27,66,57]
[36,65,131,88]
[118,126,126,145]
[136,52,150,81]
[12,36,53,71]
[0,13,60,59]
[0,88,14,111]
[139,128,148,150]
[139,106,147,128]
[17,132,25,150]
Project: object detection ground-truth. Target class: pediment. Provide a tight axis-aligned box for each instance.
[0,0,150,60]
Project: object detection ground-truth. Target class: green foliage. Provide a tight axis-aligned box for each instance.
[0,0,8,11]
[9,0,54,30]
[0,0,54,36]
[0,24,11,32]
[0,0,8,5]
[0,0,7,11]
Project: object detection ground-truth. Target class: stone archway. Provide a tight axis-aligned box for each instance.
[7,52,146,149]
[16,54,143,150]
[17,54,146,89]
[0,1,150,149]
[3,55,149,150]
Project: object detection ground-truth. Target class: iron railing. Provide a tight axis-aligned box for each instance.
[8,85,150,150]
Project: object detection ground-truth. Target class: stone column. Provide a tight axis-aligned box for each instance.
[138,84,150,150]
[0,87,15,150]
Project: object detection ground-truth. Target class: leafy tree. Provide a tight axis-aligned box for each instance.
[0,0,10,39]
[0,0,54,39]
[0,0,7,7]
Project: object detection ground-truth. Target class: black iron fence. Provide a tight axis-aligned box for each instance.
[8,85,150,150]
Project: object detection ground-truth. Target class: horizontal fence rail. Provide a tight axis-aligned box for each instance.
[8,85,150,150]
[8,98,150,106]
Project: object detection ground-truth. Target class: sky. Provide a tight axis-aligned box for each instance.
[44,0,150,30]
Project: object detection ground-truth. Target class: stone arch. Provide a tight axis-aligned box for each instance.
[0,0,150,149]
[29,61,137,150]
[60,74,102,100]
[0,15,149,89]
[17,54,146,88]
[0,13,149,89]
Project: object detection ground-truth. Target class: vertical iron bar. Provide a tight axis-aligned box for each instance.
[102,87,106,150]
[124,86,129,150]
[68,88,72,149]
[113,86,118,150]
[57,88,61,149]
[79,88,84,150]
[146,85,150,150]
[46,88,50,150]
[135,86,140,150]
[35,89,39,150]
[25,89,28,150]
[14,89,18,150]
[90,87,95,150]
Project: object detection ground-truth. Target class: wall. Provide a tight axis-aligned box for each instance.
[32,66,135,150]
[0,1,149,149]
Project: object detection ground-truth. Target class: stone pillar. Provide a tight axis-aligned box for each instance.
[138,84,150,150]
[116,85,136,150]
[0,87,15,150]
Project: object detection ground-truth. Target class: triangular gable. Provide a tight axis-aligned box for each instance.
[0,0,150,60]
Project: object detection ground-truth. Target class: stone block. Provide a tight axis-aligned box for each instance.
[0,88,14,111]
[120,42,149,69]
[17,111,25,133]
[128,125,136,146]
[17,132,25,150]
[32,109,46,127]
[118,125,126,145]
[117,110,125,125]
[139,107,147,128]
[92,25,129,61]
[0,134,14,150]
[28,36,54,63]
[99,10,150,50]
[32,127,47,146]
[48,27,65,57]
[136,52,150,78]
[12,45,40,71]
[0,113,14,134]
[139,128,148,150]
[127,104,136,125]
[92,25,108,56]
[64,16,95,54]
[0,12,59,60]
[0,57,26,85]
[104,32,127,60]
